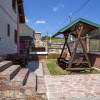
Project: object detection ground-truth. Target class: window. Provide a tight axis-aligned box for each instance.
[15,30,17,43]
[12,0,16,10]
[7,24,10,36]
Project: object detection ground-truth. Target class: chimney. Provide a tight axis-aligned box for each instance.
[33,31,35,40]
[35,32,41,41]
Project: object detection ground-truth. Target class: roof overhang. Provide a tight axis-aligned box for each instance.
[52,18,100,38]
[17,0,25,23]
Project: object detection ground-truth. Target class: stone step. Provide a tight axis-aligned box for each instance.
[11,68,29,86]
[36,76,47,95]
[24,72,36,88]
[0,65,21,80]
[0,61,13,72]
[0,57,4,62]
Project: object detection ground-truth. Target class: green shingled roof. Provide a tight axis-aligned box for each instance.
[58,17,100,32]
[19,24,35,39]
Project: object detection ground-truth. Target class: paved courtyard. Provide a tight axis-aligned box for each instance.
[26,61,100,100]
[45,75,100,100]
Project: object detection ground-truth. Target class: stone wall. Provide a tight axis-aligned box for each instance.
[0,77,46,100]
[29,41,47,52]
[29,32,48,52]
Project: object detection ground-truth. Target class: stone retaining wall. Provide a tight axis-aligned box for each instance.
[0,80,46,100]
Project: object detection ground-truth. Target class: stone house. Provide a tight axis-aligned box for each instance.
[0,0,25,56]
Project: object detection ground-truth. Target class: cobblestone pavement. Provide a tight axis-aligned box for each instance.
[45,74,100,100]
[26,61,43,76]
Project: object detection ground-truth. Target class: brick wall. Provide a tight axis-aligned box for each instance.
[0,0,18,55]
[36,32,41,41]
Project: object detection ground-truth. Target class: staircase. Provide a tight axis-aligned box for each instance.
[0,57,47,100]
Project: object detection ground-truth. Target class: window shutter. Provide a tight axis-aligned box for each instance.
[12,0,16,10]
[7,24,10,36]
[15,30,17,43]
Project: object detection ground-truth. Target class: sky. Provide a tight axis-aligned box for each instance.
[23,0,100,38]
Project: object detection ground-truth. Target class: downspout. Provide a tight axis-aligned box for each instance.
[18,13,19,53]
[17,4,19,53]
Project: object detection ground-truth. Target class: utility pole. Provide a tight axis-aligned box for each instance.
[50,32,51,43]
[46,31,48,42]
[70,13,72,41]
[70,13,72,23]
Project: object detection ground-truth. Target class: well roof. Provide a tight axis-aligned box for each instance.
[53,17,100,37]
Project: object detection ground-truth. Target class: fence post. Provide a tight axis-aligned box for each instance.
[86,36,90,53]
[73,40,76,50]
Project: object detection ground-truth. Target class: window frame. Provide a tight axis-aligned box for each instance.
[12,0,16,13]
[15,30,17,44]
[7,24,10,37]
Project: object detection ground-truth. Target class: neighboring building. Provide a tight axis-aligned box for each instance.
[0,0,25,56]
[19,24,35,53]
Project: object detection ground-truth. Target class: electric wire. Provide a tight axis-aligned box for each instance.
[52,0,89,35]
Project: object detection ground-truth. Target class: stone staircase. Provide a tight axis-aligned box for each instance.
[0,57,47,100]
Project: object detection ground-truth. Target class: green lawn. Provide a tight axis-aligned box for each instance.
[45,59,100,75]
[45,59,66,75]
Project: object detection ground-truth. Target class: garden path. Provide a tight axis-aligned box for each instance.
[45,74,100,100]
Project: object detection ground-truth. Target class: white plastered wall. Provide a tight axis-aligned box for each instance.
[0,0,18,55]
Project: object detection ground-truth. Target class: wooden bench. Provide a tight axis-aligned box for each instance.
[57,53,67,64]
[61,53,94,73]
[14,53,28,65]
[5,53,28,68]
[61,53,87,68]
[61,53,85,67]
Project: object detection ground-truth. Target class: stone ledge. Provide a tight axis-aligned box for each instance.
[42,60,51,76]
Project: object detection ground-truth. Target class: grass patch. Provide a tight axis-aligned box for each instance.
[45,59,66,75]
[45,59,100,75]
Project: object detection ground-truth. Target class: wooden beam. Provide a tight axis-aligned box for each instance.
[66,68,94,71]
[68,26,83,68]
[81,29,99,37]
[58,36,67,62]
[52,32,63,38]
[66,37,71,56]
[63,30,76,36]
[77,29,93,73]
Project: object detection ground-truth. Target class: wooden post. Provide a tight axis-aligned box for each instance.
[66,26,83,74]
[66,40,71,56]
[77,32,93,73]
[86,37,90,53]
[58,37,67,63]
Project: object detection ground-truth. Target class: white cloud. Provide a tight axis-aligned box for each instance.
[59,4,64,7]
[53,6,59,11]
[53,4,64,11]
[36,19,46,24]
[25,17,30,23]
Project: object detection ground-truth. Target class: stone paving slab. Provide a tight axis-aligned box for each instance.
[45,74,100,100]
[49,96,100,100]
